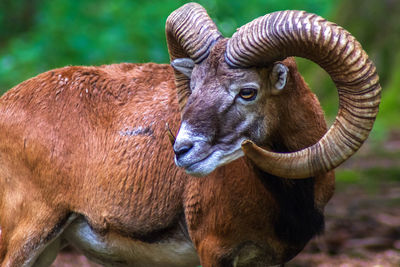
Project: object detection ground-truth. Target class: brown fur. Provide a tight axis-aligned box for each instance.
[0,57,334,266]
[179,42,335,265]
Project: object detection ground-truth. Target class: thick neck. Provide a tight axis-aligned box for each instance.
[251,162,325,250]
[265,58,328,154]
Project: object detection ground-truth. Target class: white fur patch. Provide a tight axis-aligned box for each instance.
[174,121,247,177]
[183,138,245,177]
[63,218,200,267]
[175,122,208,143]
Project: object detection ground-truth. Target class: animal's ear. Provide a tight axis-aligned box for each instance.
[171,58,195,78]
[269,63,289,95]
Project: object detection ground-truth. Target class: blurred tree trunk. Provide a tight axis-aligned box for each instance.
[335,0,400,85]
[333,0,400,131]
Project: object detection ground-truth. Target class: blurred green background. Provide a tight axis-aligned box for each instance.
[0,0,398,154]
[1,1,399,265]
[0,0,398,133]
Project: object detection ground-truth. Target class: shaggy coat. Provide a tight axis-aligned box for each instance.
[0,59,334,266]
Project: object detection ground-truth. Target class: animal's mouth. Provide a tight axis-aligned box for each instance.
[174,148,215,176]
[181,151,216,177]
[184,162,211,177]
[177,146,245,177]
[171,120,247,177]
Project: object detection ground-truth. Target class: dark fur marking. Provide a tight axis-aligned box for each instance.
[43,213,74,244]
[119,126,154,137]
[255,167,324,253]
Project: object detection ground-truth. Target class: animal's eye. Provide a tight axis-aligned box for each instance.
[238,88,257,101]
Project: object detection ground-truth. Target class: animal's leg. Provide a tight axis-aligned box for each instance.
[0,181,73,267]
[0,209,74,267]
[195,235,232,267]
[32,234,64,267]
[0,226,4,262]
[197,237,274,267]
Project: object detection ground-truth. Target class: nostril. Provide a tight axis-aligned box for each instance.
[174,142,194,158]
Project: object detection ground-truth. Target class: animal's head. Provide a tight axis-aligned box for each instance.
[169,40,292,177]
[166,3,381,178]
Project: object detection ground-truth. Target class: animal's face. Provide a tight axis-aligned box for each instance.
[172,43,289,177]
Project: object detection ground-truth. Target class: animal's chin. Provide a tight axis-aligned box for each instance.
[182,149,245,177]
[184,165,213,177]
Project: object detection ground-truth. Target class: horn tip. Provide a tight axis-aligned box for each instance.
[241,140,255,151]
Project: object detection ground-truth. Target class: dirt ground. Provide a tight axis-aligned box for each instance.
[288,130,400,267]
[288,181,400,266]
[52,131,400,267]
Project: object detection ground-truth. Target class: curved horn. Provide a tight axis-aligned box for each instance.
[166,3,222,111]
[226,11,381,178]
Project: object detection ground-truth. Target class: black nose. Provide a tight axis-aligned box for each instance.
[173,141,194,159]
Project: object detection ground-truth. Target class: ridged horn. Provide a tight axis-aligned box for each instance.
[226,10,381,178]
[166,3,222,111]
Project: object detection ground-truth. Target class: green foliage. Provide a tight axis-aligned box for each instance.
[375,50,400,135]
[336,166,400,194]
[297,0,400,136]
[0,0,333,93]
[0,0,398,137]
[336,169,361,184]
